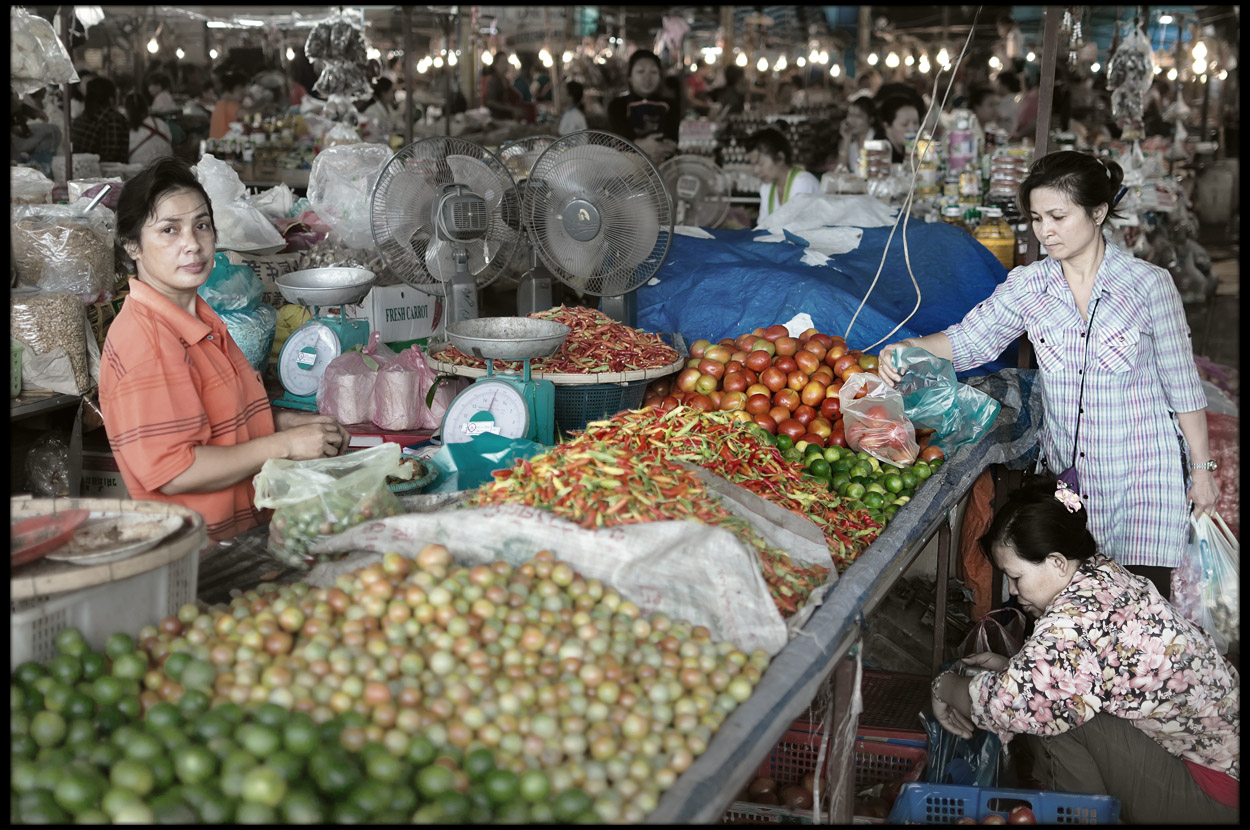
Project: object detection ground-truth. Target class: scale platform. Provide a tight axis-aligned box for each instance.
[440,317,570,445]
[274,267,376,411]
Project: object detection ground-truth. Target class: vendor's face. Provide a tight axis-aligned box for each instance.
[630,60,663,97]
[1028,186,1106,261]
[750,150,787,186]
[846,105,871,136]
[885,105,920,151]
[991,542,1076,618]
[126,189,215,299]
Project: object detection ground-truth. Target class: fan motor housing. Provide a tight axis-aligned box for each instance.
[562,199,602,242]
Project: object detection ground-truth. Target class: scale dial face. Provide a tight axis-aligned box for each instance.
[278,321,342,398]
[442,379,531,443]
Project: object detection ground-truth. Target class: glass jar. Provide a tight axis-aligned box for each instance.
[974,206,1016,270]
[941,205,970,233]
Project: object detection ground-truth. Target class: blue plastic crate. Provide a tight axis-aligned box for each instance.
[887,782,1120,825]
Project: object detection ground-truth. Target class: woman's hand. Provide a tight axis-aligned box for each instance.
[876,339,915,387]
[961,652,1010,672]
[930,672,977,740]
[636,134,676,163]
[1187,470,1220,519]
[274,410,351,458]
[280,422,348,460]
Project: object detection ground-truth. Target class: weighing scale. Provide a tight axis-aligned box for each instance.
[440,318,570,446]
[274,267,377,411]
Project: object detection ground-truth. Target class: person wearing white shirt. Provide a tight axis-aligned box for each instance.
[147,72,177,113]
[360,77,397,145]
[749,127,820,223]
[123,92,173,166]
[558,81,589,136]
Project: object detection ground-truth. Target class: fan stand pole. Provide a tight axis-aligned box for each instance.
[445,247,480,324]
[516,251,554,316]
[599,292,638,328]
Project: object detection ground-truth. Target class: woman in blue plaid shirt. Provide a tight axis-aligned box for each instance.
[880,151,1219,600]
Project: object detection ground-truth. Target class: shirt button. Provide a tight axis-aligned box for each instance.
[1078,369,1083,375]
[1080,452,1085,458]
[207,334,214,340]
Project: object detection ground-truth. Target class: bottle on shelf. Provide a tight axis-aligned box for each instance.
[974,206,1016,270]
[941,205,971,234]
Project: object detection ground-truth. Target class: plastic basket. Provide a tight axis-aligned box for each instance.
[10,547,200,669]
[553,379,651,435]
[722,720,928,825]
[11,340,23,398]
[886,782,1121,825]
[859,669,932,743]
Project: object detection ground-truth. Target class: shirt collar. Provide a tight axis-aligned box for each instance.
[126,279,217,345]
[1040,233,1127,303]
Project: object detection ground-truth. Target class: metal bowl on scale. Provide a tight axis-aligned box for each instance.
[445,317,570,362]
[275,267,377,308]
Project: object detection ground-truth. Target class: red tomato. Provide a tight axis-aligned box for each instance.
[919,445,945,463]
[864,404,892,422]
[829,420,847,447]
[1007,806,1037,825]
[820,397,841,420]
[981,815,1007,825]
[777,419,807,441]
[752,413,777,434]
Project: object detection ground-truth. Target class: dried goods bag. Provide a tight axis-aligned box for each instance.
[253,442,411,569]
[398,344,458,431]
[307,143,394,250]
[219,304,277,373]
[10,288,91,393]
[367,334,424,431]
[198,253,264,312]
[11,166,54,205]
[12,204,117,303]
[11,6,79,96]
[839,371,920,467]
[891,345,1001,456]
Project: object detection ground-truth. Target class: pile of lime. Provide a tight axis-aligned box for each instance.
[773,439,943,526]
[11,627,593,824]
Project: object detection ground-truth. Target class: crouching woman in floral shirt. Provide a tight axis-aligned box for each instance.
[930,477,1238,824]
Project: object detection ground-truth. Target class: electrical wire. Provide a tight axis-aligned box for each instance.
[842,6,983,351]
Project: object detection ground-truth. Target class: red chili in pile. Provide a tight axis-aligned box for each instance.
[577,408,882,572]
[433,306,680,374]
[465,435,830,618]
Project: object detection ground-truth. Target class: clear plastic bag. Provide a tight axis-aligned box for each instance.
[406,345,460,431]
[316,348,380,426]
[892,346,1002,457]
[11,7,79,96]
[219,304,277,373]
[198,253,263,312]
[10,166,54,205]
[193,155,287,253]
[1107,27,1154,133]
[1189,512,1240,655]
[253,442,410,568]
[11,204,117,303]
[838,372,919,467]
[922,707,1002,787]
[371,336,423,432]
[192,153,247,205]
[10,288,90,394]
[307,143,394,250]
[24,432,72,497]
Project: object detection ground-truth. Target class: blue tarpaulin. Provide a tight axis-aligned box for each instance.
[637,220,1017,376]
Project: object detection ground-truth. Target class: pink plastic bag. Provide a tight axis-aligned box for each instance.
[316,349,379,426]
[399,344,461,431]
[838,372,919,467]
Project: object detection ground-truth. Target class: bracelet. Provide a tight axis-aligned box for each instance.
[931,670,953,703]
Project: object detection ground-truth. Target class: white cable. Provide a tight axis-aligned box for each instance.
[843,7,983,350]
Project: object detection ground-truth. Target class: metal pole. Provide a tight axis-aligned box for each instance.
[857,6,872,79]
[1169,15,1185,176]
[1026,7,1064,264]
[720,6,734,59]
[62,9,73,184]
[403,6,414,146]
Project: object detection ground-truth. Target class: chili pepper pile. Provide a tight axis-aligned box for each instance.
[464,434,830,618]
[578,408,883,572]
[432,306,680,374]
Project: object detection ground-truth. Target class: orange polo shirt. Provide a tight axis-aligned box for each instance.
[99,280,275,541]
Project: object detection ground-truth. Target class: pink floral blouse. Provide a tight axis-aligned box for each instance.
[969,554,1240,780]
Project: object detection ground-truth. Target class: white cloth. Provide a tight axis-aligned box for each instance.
[558,106,588,136]
[150,90,177,112]
[756,169,820,224]
[128,116,173,166]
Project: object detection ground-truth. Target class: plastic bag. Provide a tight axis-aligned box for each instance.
[198,253,263,312]
[10,288,90,393]
[12,204,117,303]
[11,7,79,96]
[253,442,410,568]
[11,166,54,205]
[922,709,1002,787]
[1190,512,1240,655]
[1107,27,1154,135]
[892,346,1002,456]
[307,143,394,250]
[193,155,287,253]
[219,304,277,372]
[192,153,247,205]
[402,344,458,431]
[839,372,919,467]
[24,432,72,497]
[426,432,546,494]
[373,344,423,432]
[316,349,380,426]
[956,609,1027,660]
[249,183,296,219]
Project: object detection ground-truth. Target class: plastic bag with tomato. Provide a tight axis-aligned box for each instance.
[838,372,920,467]
[890,346,1002,457]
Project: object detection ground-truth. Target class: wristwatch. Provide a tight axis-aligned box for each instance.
[1189,460,1219,472]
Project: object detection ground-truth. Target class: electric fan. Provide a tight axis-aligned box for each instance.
[370,137,522,325]
[524,130,673,327]
[498,135,558,316]
[659,155,732,229]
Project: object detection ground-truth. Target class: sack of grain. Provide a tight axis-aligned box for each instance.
[12,204,117,304]
[10,288,90,393]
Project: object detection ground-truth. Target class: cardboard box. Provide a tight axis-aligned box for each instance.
[80,449,130,499]
[355,284,444,348]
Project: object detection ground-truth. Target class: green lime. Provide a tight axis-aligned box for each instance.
[483,769,520,805]
[495,798,531,824]
[266,749,306,783]
[192,711,232,742]
[913,461,932,481]
[553,788,594,823]
[116,694,141,721]
[11,758,42,793]
[179,659,216,693]
[280,786,326,825]
[464,747,496,782]
[863,492,885,509]
[235,723,281,757]
[929,458,944,471]
[331,801,369,824]
[145,701,182,730]
[530,801,556,823]
[405,735,437,768]
[109,652,147,682]
[79,652,108,684]
[845,482,866,501]
[104,633,136,661]
[148,753,175,791]
[65,691,96,721]
[122,731,164,763]
[20,789,71,824]
[109,759,155,797]
[148,790,197,825]
[282,713,320,757]
[86,742,122,771]
[774,434,794,452]
[100,787,142,821]
[433,791,471,822]
[389,784,419,815]
[172,744,217,786]
[850,462,872,479]
[901,470,918,489]
[883,473,904,493]
[161,652,192,682]
[30,710,68,748]
[74,807,111,824]
[43,682,74,714]
[55,628,89,658]
[177,688,211,720]
[188,786,235,824]
[241,765,287,808]
[414,763,456,800]
[221,753,259,799]
[92,705,125,738]
[348,777,391,817]
[205,735,238,761]
[310,750,360,798]
[65,717,97,746]
[830,472,850,491]
[235,801,278,825]
[12,732,36,760]
[822,446,843,463]
[804,442,823,458]
[214,702,245,725]
[251,702,289,729]
[364,750,404,785]
[15,660,49,688]
[518,769,551,804]
[88,675,125,709]
[807,458,831,478]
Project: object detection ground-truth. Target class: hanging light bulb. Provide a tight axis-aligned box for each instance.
[1193,58,1207,75]
[757,56,768,72]
[433,56,444,68]
[919,57,930,74]
[705,51,717,64]
[1218,69,1228,80]
[988,55,1002,70]
[1167,67,1178,81]
[1154,65,1163,74]
[539,47,551,65]
[209,48,218,60]
[1091,62,1101,73]
[417,62,428,74]
[736,51,748,67]
[1192,41,1207,61]
[1027,51,1036,62]
[867,52,878,66]
[482,51,494,66]
[286,47,295,61]
[886,52,900,68]
[563,51,573,64]
[147,37,159,54]
[797,56,806,68]
[1159,14,1173,24]
[819,51,829,64]
[830,63,841,78]
[448,51,457,66]
[176,47,185,60]
[937,47,950,67]
[775,55,787,71]
[809,49,820,63]
[509,53,521,68]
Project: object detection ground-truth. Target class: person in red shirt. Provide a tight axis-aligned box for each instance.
[99,158,350,542]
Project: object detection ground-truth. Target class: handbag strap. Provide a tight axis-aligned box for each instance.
[1069,297,1101,469]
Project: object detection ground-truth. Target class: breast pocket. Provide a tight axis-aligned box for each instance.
[1031,327,1067,374]
[1094,325,1140,374]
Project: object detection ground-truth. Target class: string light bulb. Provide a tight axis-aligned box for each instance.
[775,56,787,71]
[1091,62,1101,73]
[886,52,900,68]
[433,56,444,68]
[1192,41,1207,61]
[757,57,768,72]
[1167,67,1178,81]
[176,47,185,60]
[209,48,218,60]
[988,55,1001,70]
[904,54,914,67]
[809,49,820,62]
[286,47,295,61]
[867,52,878,66]
[147,37,159,54]
[563,51,573,64]
[797,56,806,67]
[819,51,829,64]
[1193,59,1206,75]
[447,51,457,66]
[1026,51,1036,62]
[1154,65,1163,74]
[830,63,841,77]
[937,47,950,67]
[482,51,493,66]
[736,51,748,67]
[1159,14,1173,24]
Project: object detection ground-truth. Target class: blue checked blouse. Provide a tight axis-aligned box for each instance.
[945,239,1208,568]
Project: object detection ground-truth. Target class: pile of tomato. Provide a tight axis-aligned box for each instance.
[644,324,879,450]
